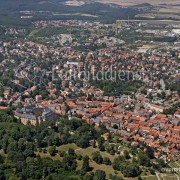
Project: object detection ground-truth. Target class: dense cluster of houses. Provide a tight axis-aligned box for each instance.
[0,20,179,162]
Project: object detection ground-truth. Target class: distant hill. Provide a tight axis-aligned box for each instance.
[0,0,141,25]
[132,3,153,8]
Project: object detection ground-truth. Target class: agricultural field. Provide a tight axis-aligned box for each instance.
[158,7,180,14]
[135,4,180,21]
[95,0,180,6]
[135,13,180,20]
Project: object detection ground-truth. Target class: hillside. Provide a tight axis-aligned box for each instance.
[0,0,140,25]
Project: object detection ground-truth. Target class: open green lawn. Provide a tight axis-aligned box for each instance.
[163,175,179,180]
[57,144,119,161]
[168,162,180,176]
[35,151,61,161]
[76,146,119,161]
[156,173,163,180]
[56,143,79,152]
[57,144,123,177]
[169,162,174,167]
[169,162,179,168]
[29,28,41,37]
[35,144,123,178]
[90,160,123,177]
[174,161,180,167]
[35,144,179,179]
[142,176,158,180]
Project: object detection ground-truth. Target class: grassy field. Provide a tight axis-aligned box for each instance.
[162,175,179,180]
[169,161,180,168]
[35,151,61,160]
[90,161,123,177]
[158,7,180,14]
[36,144,119,160]
[35,144,180,179]
[76,146,119,161]
[168,161,180,176]
[142,176,158,180]
[29,28,41,37]
[35,144,123,178]
[136,13,180,20]
[56,143,79,152]
[176,160,180,166]
[95,0,180,6]
[56,143,119,161]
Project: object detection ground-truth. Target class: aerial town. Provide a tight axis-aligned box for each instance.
[0,1,179,180]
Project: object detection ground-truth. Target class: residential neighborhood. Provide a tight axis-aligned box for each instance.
[0,9,179,180]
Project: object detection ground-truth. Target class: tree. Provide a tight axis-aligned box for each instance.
[77,135,90,148]
[36,154,42,167]
[105,143,116,155]
[138,152,150,167]
[94,170,106,180]
[59,151,65,157]
[46,175,53,180]
[123,164,141,177]
[130,146,137,155]
[62,154,77,171]
[92,139,96,148]
[77,154,82,160]
[112,156,126,171]
[70,119,82,130]
[0,170,5,180]
[92,151,103,164]
[124,150,130,159]
[82,155,90,172]
[68,148,75,157]
[84,172,94,180]
[0,155,3,164]
[146,146,154,159]
[150,168,155,175]
[113,124,118,129]
[157,159,166,168]
[49,146,56,156]
[103,157,111,165]
[97,137,105,151]
[23,142,34,158]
